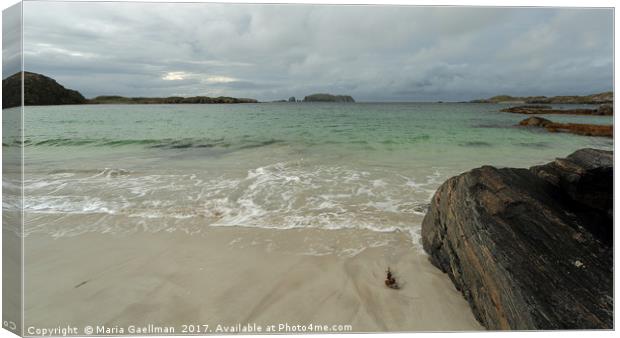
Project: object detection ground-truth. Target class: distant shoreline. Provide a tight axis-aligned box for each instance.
[2,71,613,108]
[469,92,612,105]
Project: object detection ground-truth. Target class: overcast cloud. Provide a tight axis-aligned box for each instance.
[15,1,613,101]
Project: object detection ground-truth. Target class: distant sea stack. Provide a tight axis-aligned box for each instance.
[303,93,355,102]
[422,148,613,329]
[2,71,86,108]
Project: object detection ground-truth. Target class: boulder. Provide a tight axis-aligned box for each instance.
[421,148,613,330]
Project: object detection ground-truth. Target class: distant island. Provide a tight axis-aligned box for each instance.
[471,92,612,104]
[303,93,355,102]
[2,72,257,108]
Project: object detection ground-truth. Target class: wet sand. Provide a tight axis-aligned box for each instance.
[24,227,482,333]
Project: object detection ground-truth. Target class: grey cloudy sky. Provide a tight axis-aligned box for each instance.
[15,1,614,101]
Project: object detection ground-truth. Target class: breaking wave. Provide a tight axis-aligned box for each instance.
[20,163,443,250]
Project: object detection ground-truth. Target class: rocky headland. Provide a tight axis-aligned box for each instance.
[302,93,355,102]
[518,116,612,138]
[2,71,86,108]
[421,148,613,330]
[471,92,613,104]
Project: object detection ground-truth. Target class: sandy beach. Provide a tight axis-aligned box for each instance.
[24,227,482,332]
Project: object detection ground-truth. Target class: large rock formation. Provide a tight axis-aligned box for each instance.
[2,71,86,108]
[302,93,355,102]
[421,148,613,330]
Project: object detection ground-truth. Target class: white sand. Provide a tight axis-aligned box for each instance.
[24,227,482,332]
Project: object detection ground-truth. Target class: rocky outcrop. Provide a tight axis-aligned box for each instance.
[421,149,613,330]
[2,71,86,108]
[303,93,355,102]
[518,117,612,138]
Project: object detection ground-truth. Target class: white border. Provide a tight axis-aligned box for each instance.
[0,1,617,338]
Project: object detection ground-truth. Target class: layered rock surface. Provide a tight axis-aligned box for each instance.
[421,148,613,330]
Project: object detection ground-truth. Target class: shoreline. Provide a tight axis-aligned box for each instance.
[24,226,483,332]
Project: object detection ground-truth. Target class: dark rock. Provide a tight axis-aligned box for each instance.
[2,71,86,108]
[531,149,613,243]
[421,148,613,330]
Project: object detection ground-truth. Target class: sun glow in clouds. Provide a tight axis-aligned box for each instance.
[162,71,188,81]
[162,72,238,84]
[204,76,237,83]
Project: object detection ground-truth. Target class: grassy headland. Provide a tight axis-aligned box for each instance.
[471,92,612,104]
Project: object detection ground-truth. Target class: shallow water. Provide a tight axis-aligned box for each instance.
[6,102,612,248]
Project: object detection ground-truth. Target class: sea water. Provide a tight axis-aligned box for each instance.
[5,102,612,243]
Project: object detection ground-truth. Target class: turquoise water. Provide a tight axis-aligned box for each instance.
[10,103,612,241]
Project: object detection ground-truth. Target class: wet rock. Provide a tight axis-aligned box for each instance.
[421,149,613,330]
